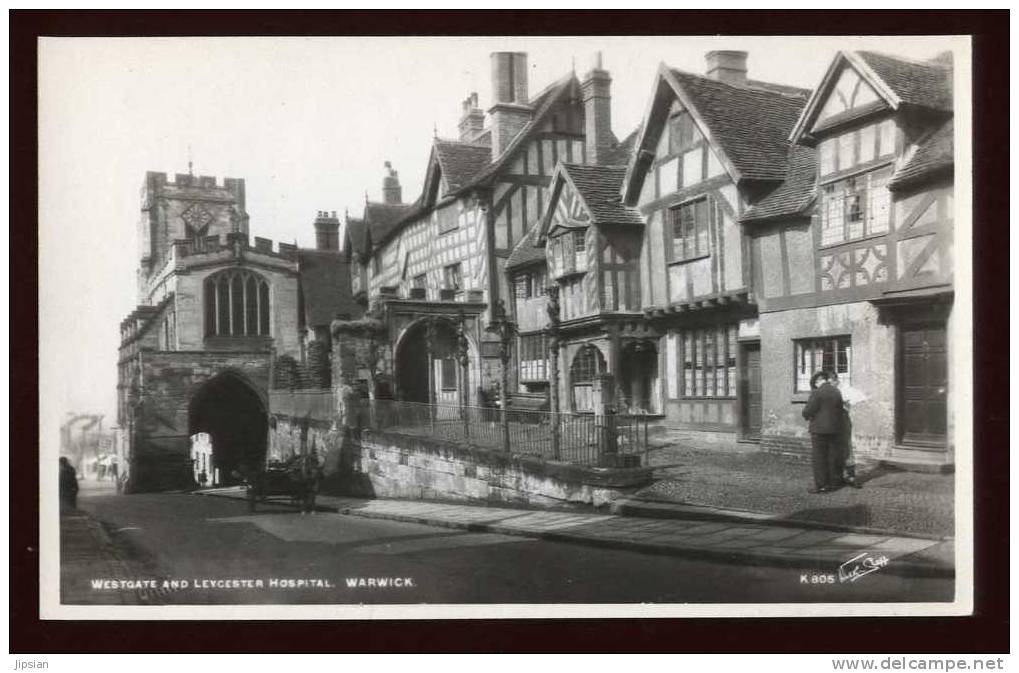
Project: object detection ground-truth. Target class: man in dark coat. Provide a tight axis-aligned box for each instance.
[59,456,79,509]
[801,370,845,493]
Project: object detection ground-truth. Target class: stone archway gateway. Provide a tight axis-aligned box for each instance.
[394,317,467,406]
[188,371,268,486]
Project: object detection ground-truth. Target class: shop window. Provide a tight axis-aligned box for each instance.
[794,336,852,392]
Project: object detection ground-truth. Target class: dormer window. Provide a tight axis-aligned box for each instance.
[820,166,892,246]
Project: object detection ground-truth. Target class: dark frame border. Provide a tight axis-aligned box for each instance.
[11,9,1009,654]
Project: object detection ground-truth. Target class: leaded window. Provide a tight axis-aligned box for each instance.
[204,269,271,337]
[679,325,738,398]
[820,166,891,246]
[570,344,606,412]
[795,336,852,392]
[669,198,711,262]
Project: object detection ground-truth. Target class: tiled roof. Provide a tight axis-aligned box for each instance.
[669,69,809,181]
[460,74,577,190]
[433,140,492,192]
[562,163,644,226]
[364,200,415,244]
[603,126,639,166]
[344,217,367,257]
[889,119,954,190]
[297,249,361,327]
[741,145,818,223]
[506,222,547,270]
[856,51,952,111]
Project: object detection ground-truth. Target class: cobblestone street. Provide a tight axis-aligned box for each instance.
[639,437,955,538]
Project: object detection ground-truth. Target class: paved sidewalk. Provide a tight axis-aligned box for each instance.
[639,438,955,539]
[60,508,150,604]
[197,487,954,579]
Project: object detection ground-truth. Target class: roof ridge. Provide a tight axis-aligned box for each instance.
[669,66,808,100]
[856,49,952,71]
[434,137,491,149]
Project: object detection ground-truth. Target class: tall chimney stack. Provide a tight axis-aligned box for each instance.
[458,92,485,142]
[314,210,340,251]
[705,50,748,87]
[582,51,613,165]
[382,161,402,204]
[489,52,532,160]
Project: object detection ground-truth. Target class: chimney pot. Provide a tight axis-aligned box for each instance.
[382,161,402,204]
[705,50,748,87]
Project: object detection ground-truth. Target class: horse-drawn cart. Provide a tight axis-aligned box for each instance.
[245,455,321,513]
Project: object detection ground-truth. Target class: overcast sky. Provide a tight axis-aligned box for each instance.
[38,35,963,428]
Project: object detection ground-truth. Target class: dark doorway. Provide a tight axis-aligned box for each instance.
[620,341,658,414]
[741,343,762,440]
[395,319,459,404]
[898,323,948,446]
[189,372,267,485]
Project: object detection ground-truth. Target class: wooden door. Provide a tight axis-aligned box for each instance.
[899,323,948,445]
[741,344,763,440]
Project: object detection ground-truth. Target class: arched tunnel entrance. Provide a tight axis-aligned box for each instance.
[188,372,267,486]
[395,318,464,405]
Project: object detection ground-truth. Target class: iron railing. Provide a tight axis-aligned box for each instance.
[354,400,649,466]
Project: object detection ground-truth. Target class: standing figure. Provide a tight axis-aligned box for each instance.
[59,456,79,510]
[801,370,845,493]
[832,375,863,489]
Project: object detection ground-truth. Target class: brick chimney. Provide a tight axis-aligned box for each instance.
[489,52,532,160]
[382,161,402,204]
[458,92,485,142]
[582,51,613,165]
[706,50,748,87]
[314,210,340,251]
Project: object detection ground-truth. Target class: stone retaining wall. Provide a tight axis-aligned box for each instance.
[340,429,653,508]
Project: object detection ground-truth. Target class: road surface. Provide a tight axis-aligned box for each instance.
[67,483,952,605]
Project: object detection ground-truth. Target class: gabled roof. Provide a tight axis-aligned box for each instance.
[789,50,952,143]
[558,163,644,227]
[506,222,547,271]
[740,145,818,224]
[432,140,492,193]
[889,119,954,190]
[459,73,579,191]
[623,65,809,202]
[667,68,809,181]
[363,200,415,246]
[343,217,367,259]
[298,249,361,326]
[856,51,953,111]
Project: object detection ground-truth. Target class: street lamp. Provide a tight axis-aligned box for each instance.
[544,285,562,459]
[486,299,516,452]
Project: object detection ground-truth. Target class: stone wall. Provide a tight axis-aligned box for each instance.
[339,429,652,508]
[129,350,271,492]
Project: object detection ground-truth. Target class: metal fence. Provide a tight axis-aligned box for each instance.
[353,400,649,467]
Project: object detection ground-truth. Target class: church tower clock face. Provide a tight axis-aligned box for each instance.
[181,204,214,238]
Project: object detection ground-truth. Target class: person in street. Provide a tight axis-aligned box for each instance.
[802,370,845,493]
[831,375,863,489]
[59,456,79,509]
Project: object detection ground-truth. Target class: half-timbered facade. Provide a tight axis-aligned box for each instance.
[616,52,811,438]
[743,50,955,467]
[350,51,628,406]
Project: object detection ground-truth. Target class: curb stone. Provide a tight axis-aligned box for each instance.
[193,488,954,580]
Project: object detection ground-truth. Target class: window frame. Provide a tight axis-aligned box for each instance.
[667,197,712,263]
[442,263,463,291]
[793,335,852,393]
[819,164,893,248]
[678,325,738,399]
[204,269,271,338]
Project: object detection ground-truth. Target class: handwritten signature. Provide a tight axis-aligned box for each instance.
[838,552,890,583]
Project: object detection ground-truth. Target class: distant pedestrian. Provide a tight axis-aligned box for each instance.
[59,457,79,509]
[802,370,844,493]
